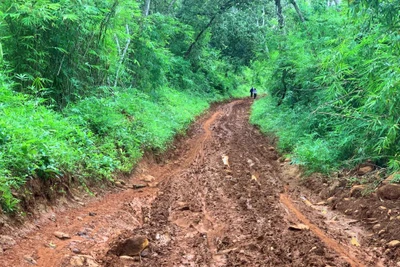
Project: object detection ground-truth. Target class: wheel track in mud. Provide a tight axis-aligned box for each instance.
[106,99,375,266]
[0,99,385,267]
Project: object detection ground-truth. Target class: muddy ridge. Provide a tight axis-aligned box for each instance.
[0,99,391,266]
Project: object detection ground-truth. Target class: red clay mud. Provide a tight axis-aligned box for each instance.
[0,99,391,266]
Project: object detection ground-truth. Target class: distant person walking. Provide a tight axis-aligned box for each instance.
[250,87,254,98]
[253,88,257,99]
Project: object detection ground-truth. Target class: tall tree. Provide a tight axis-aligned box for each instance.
[275,0,284,28]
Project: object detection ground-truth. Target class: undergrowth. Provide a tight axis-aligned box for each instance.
[0,85,219,212]
[249,2,400,178]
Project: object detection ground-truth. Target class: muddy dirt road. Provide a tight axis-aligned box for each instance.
[0,99,388,266]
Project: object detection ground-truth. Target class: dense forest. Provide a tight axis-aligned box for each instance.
[0,0,398,212]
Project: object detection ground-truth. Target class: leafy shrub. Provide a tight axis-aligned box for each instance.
[0,83,217,212]
[249,2,400,175]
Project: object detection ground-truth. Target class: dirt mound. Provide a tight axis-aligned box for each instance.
[299,169,400,265]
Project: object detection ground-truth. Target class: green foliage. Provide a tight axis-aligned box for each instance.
[0,83,213,212]
[0,0,268,213]
[249,1,400,174]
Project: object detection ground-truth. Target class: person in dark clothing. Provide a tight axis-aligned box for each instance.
[250,87,254,98]
[253,88,257,99]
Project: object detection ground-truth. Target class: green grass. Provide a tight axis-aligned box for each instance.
[0,84,216,212]
[250,97,341,174]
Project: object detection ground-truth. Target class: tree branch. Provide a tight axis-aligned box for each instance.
[289,0,305,22]
[184,0,236,58]
[143,0,151,16]
[275,0,284,29]
[114,24,131,88]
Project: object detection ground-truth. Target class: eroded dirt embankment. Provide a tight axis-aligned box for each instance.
[0,99,389,266]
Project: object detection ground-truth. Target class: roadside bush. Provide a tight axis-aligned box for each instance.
[249,2,400,175]
[0,84,213,212]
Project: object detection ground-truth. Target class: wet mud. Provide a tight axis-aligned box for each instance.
[0,99,389,266]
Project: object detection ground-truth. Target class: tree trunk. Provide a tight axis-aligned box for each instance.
[168,0,177,14]
[185,0,235,57]
[262,6,265,27]
[277,69,288,106]
[143,0,151,16]
[185,15,216,57]
[274,0,284,29]
[290,0,305,22]
[114,25,131,88]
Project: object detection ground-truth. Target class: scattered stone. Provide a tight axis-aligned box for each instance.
[77,217,83,221]
[350,185,365,198]
[49,214,57,222]
[132,184,147,190]
[372,224,381,231]
[268,146,275,151]
[350,236,360,247]
[387,240,400,248]
[365,218,378,224]
[175,202,190,211]
[326,197,337,205]
[377,184,400,200]
[72,248,81,254]
[89,212,97,216]
[48,242,57,249]
[70,256,84,266]
[54,231,71,240]
[184,253,195,261]
[119,255,136,261]
[148,182,159,188]
[0,235,16,250]
[344,209,352,215]
[357,166,373,175]
[117,179,126,185]
[70,255,98,266]
[315,201,327,206]
[378,206,387,210]
[77,229,88,236]
[328,180,341,194]
[382,173,399,185]
[112,236,149,257]
[288,224,309,231]
[86,258,99,267]
[378,230,386,235]
[141,249,150,257]
[284,158,291,163]
[141,175,155,183]
[114,181,125,188]
[24,255,37,265]
[300,196,313,207]
[222,155,230,167]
